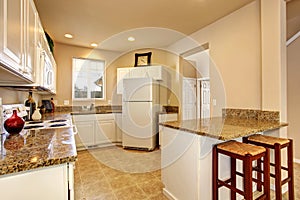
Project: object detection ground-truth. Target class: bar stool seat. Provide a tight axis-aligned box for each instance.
[243,134,294,200]
[213,140,270,200]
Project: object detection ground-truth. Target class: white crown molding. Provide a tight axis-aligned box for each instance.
[286,31,300,46]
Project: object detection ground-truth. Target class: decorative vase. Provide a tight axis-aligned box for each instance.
[4,110,25,135]
[32,108,42,121]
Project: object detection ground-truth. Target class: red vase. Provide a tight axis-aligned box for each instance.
[4,110,25,135]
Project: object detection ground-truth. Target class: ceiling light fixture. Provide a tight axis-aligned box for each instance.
[64,33,73,39]
[90,43,98,47]
[128,36,135,42]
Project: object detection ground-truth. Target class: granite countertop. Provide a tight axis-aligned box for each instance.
[160,117,288,141]
[0,113,77,176]
[71,110,122,115]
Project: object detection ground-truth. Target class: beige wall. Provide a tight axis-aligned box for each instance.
[287,37,300,160]
[167,1,261,116]
[48,42,120,106]
[191,1,262,110]
[52,44,180,106]
[0,88,41,106]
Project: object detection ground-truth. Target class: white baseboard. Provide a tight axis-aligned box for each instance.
[294,158,300,164]
[163,188,178,200]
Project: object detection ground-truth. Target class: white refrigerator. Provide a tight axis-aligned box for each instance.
[122,77,160,151]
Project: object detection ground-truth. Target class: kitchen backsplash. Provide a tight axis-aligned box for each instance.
[223,108,280,122]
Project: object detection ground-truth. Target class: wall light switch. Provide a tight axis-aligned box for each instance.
[63,100,69,105]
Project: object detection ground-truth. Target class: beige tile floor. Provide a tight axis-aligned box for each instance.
[74,147,167,200]
[74,147,300,200]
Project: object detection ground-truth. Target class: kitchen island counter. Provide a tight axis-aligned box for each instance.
[160,115,288,200]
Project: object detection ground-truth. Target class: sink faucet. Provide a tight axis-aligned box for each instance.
[89,103,94,111]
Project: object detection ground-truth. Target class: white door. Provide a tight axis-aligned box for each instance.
[182,78,197,120]
[200,80,210,118]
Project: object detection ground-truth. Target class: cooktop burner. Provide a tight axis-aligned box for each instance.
[27,121,43,124]
[49,123,67,127]
[24,125,44,130]
[48,119,67,123]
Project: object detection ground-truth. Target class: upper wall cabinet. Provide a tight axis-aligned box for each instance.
[116,65,167,94]
[0,0,37,83]
[0,0,56,93]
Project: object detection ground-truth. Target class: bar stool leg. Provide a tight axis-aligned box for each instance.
[213,146,218,200]
[288,139,294,200]
[243,154,253,200]
[274,143,282,200]
[263,148,270,200]
[257,158,262,192]
[231,157,236,200]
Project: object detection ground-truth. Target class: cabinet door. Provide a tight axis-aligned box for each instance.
[115,113,122,143]
[23,0,37,81]
[117,67,131,94]
[95,119,116,145]
[74,121,95,148]
[147,66,162,80]
[0,0,24,73]
[130,67,147,78]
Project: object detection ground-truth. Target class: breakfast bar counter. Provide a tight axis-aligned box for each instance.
[159,110,288,200]
[160,117,288,140]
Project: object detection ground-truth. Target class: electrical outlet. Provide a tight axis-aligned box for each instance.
[213,99,217,106]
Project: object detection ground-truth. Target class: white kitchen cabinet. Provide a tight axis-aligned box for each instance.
[74,120,95,148]
[129,66,147,78]
[117,67,131,94]
[0,0,38,83]
[116,65,166,94]
[73,113,118,150]
[0,0,57,91]
[95,119,116,145]
[0,163,74,200]
[0,0,25,79]
[23,0,37,81]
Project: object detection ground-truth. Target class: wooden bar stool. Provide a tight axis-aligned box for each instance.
[243,134,294,200]
[213,140,270,200]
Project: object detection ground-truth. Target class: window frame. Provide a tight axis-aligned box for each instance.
[72,57,106,101]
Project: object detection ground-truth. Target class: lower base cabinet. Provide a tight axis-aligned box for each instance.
[73,114,118,150]
[0,163,74,200]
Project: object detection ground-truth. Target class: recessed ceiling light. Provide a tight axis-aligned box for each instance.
[64,33,73,39]
[90,43,98,47]
[128,36,135,42]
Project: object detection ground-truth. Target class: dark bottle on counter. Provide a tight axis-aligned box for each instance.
[25,92,36,121]
[50,98,55,113]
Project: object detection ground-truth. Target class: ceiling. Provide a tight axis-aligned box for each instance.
[287,0,300,39]
[33,0,255,52]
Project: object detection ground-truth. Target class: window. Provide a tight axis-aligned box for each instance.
[72,57,105,100]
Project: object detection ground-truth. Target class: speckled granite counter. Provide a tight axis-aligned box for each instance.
[0,113,77,176]
[160,117,288,140]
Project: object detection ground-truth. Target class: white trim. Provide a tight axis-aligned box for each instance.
[294,158,300,164]
[162,188,178,200]
[286,31,300,46]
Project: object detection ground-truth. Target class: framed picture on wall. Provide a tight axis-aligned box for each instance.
[134,52,152,67]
